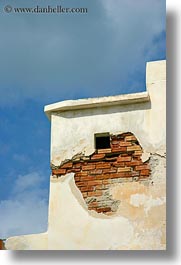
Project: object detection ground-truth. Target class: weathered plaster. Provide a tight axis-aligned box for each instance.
[49,60,165,166]
[5,60,166,250]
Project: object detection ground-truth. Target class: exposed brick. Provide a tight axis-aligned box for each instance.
[125,160,142,166]
[67,168,81,173]
[97,207,112,213]
[76,181,87,187]
[88,180,102,186]
[125,135,137,141]
[111,147,127,152]
[112,162,125,167]
[133,151,142,156]
[88,202,98,207]
[82,192,87,198]
[131,171,140,177]
[87,186,96,191]
[52,168,66,175]
[117,167,131,172]
[61,162,73,168]
[89,169,103,175]
[82,164,95,171]
[111,140,120,145]
[79,175,94,181]
[96,162,111,169]
[102,168,117,174]
[119,142,132,147]
[135,165,150,170]
[75,172,88,177]
[91,153,105,160]
[80,186,94,192]
[140,169,150,175]
[74,176,80,181]
[117,156,131,162]
[95,174,110,180]
[102,179,111,184]
[98,148,112,154]
[73,163,82,168]
[96,184,107,190]
[105,156,118,161]
[53,131,150,216]
[108,172,132,179]
[87,191,103,197]
[127,145,142,152]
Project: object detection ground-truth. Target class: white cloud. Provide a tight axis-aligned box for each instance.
[0,0,165,105]
[0,172,48,239]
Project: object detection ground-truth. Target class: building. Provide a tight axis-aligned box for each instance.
[5,60,166,250]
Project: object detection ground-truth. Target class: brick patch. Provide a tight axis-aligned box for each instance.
[51,132,150,215]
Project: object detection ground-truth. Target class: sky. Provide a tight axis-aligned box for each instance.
[0,0,166,239]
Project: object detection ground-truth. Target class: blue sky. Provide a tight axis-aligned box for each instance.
[0,0,166,238]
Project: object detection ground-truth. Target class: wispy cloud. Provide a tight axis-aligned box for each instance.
[0,172,48,238]
[0,0,166,105]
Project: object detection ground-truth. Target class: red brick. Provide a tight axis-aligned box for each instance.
[82,192,87,198]
[82,164,95,171]
[117,167,131,172]
[87,186,96,191]
[119,142,132,147]
[87,191,102,197]
[96,163,111,169]
[102,179,111,184]
[112,162,125,167]
[73,163,82,168]
[130,171,140,177]
[67,168,81,173]
[95,175,110,180]
[75,172,88,177]
[102,168,117,174]
[52,168,66,175]
[61,162,73,168]
[98,148,112,154]
[79,186,94,192]
[105,157,117,161]
[74,176,80,181]
[133,151,142,156]
[111,147,127,152]
[114,172,134,178]
[125,161,141,166]
[87,180,102,186]
[89,169,103,175]
[125,135,137,141]
[117,156,131,162]
[91,154,105,160]
[96,184,106,190]
[127,145,142,152]
[79,175,93,181]
[97,207,111,213]
[140,169,150,175]
[76,181,87,187]
[135,165,150,171]
[111,140,120,145]
[88,202,98,207]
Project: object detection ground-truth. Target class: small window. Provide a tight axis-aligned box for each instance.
[95,133,110,149]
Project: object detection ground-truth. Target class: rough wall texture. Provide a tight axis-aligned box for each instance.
[52,132,150,214]
[0,239,5,250]
[5,60,166,250]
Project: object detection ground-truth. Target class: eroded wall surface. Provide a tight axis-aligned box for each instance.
[52,132,150,215]
[5,60,166,250]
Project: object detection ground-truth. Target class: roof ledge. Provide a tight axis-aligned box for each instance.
[44,91,150,120]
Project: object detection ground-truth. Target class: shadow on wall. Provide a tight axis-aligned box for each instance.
[53,101,151,119]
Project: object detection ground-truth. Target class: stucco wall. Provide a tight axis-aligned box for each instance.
[5,60,166,250]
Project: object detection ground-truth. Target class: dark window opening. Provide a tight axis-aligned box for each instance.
[95,133,110,149]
